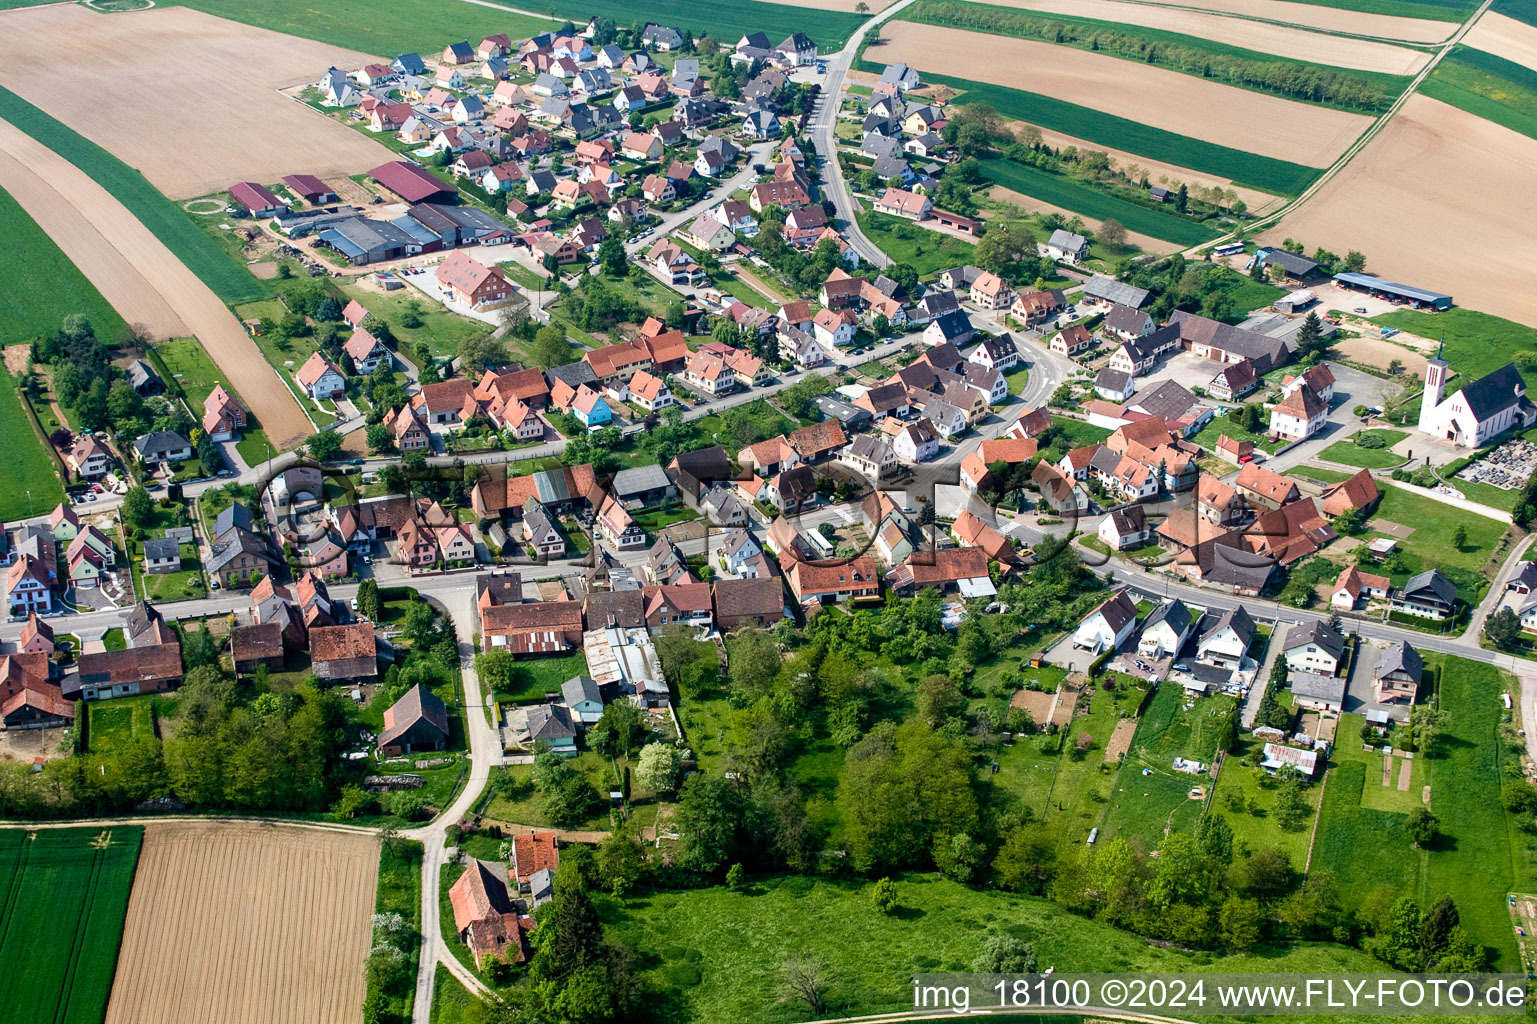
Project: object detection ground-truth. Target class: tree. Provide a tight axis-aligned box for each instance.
[1344,250,1368,273]
[1418,894,1459,966]
[388,789,429,820]
[935,832,985,882]
[529,324,573,369]
[972,934,1037,973]
[120,486,154,532]
[994,823,1054,893]
[726,629,780,696]
[1485,607,1522,650]
[356,579,380,622]
[1404,806,1439,847]
[1273,772,1310,831]
[870,877,899,914]
[1098,219,1128,250]
[364,423,393,454]
[675,774,746,873]
[635,742,681,795]
[1371,896,1423,970]
[458,333,509,374]
[916,674,965,729]
[305,431,343,461]
[1219,896,1263,951]
[725,862,747,891]
[598,236,629,277]
[779,955,829,1015]
[1174,183,1188,212]
[1451,522,1467,550]
[974,221,1036,275]
[589,699,645,757]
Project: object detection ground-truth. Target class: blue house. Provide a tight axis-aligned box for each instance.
[571,384,612,428]
[561,675,605,728]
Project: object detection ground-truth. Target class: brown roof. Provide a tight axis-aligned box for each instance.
[902,546,990,587]
[77,645,182,686]
[231,622,284,663]
[1320,468,1380,517]
[1236,463,1298,504]
[310,622,377,663]
[712,577,786,623]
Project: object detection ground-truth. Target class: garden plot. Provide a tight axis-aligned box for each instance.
[1266,94,1537,328]
[0,5,393,199]
[876,21,1374,165]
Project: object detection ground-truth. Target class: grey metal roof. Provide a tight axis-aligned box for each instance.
[1048,228,1088,253]
[1333,271,1451,305]
[1096,368,1133,392]
[1083,274,1149,309]
[214,503,253,536]
[611,464,672,498]
[562,675,602,706]
[143,538,180,561]
[1456,363,1527,422]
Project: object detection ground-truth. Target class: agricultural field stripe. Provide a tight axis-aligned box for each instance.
[976,158,1222,246]
[543,0,868,49]
[0,85,264,305]
[1493,0,1537,27]
[1280,0,1479,19]
[870,65,1318,195]
[0,183,127,346]
[897,1,1416,110]
[1421,46,1537,140]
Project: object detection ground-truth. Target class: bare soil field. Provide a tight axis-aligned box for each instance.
[986,185,1178,254]
[1462,10,1537,73]
[877,22,1374,165]
[104,822,377,1024]
[1152,0,1458,43]
[1333,332,1429,377]
[964,0,1431,74]
[1266,93,1537,328]
[0,5,393,200]
[0,119,314,446]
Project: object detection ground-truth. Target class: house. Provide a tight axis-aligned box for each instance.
[0,654,72,730]
[968,271,1013,310]
[385,405,431,451]
[1261,743,1319,777]
[72,644,182,701]
[1197,474,1247,526]
[642,23,684,49]
[228,181,287,217]
[879,62,922,91]
[229,622,284,677]
[202,385,248,441]
[812,308,856,349]
[1050,324,1094,358]
[1207,360,1259,402]
[51,504,79,542]
[969,334,1020,373]
[296,352,346,400]
[923,310,975,348]
[1032,461,1089,514]
[1074,590,1138,652]
[142,537,181,575]
[480,593,584,654]
[1138,599,1194,659]
[893,419,940,463]
[596,493,645,550]
[1104,303,1156,343]
[16,613,53,655]
[1330,565,1390,610]
[1081,273,1150,310]
[1244,499,1336,566]
[785,557,880,607]
[1094,368,1135,403]
[437,251,516,310]
[760,465,817,512]
[1215,434,1254,465]
[626,370,673,413]
[1196,606,1256,668]
[682,216,735,252]
[1270,382,1328,441]
[841,434,898,479]
[377,683,449,756]
[1011,289,1065,327]
[1099,504,1151,550]
[66,433,113,480]
[1319,468,1380,518]
[713,577,787,630]
[789,420,848,465]
[5,556,50,616]
[1374,640,1422,706]
[1041,228,1089,264]
[1235,463,1299,509]
[310,622,380,683]
[448,860,528,969]
[1291,672,1346,713]
[1283,620,1344,675]
[1282,363,1336,404]
[874,188,931,220]
[343,327,390,375]
[1391,569,1457,620]
[132,430,193,465]
[960,437,1036,492]
[642,582,713,629]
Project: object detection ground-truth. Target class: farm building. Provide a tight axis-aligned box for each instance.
[1333,272,1452,311]
[281,173,338,205]
[369,161,457,203]
[228,181,287,217]
[377,683,450,756]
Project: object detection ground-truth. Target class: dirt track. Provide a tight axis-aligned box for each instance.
[1462,9,1537,73]
[1267,94,1537,329]
[104,822,377,1024]
[0,5,393,200]
[0,118,314,446]
[1158,0,1458,43]
[965,0,1431,74]
[877,22,1374,165]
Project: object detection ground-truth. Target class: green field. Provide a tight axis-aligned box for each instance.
[1422,47,1537,142]
[1283,0,1476,16]
[609,873,1388,1023]
[976,159,1223,247]
[1100,685,1237,845]
[547,0,867,49]
[368,839,424,1024]
[899,2,1410,114]
[337,282,492,361]
[1340,482,1508,605]
[1371,306,1537,391]
[150,338,275,467]
[490,650,590,704]
[0,187,126,347]
[867,70,1319,196]
[88,696,158,754]
[0,372,65,521]
[1494,0,1537,24]
[0,85,264,305]
[1313,758,1424,914]
[1208,735,1322,865]
[0,826,143,1024]
[1317,428,1410,469]
[854,207,977,276]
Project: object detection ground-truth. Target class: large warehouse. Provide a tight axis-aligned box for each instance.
[1333,272,1452,310]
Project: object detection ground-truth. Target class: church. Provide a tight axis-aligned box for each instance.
[1417,353,1534,448]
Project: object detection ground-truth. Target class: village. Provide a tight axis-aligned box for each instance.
[4,4,1537,1024]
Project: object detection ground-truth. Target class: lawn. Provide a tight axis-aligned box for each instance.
[902,1,1408,114]
[0,186,126,346]
[491,650,590,705]
[1004,365,1029,394]
[1370,307,1537,393]
[339,283,493,361]
[1311,758,1423,916]
[854,207,978,277]
[0,372,65,521]
[1317,428,1409,469]
[1422,46,1537,143]
[368,839,424,1024]
[1352,482,1508,603]
[608,872,1387,1023]
[87,695,158,754]
[976,159,1222,247]
[1099,685,1237,846]
[1189,416,1289,455]
[150,338,274,470]
[0,85,264,305]
[883,70,1316,196]
[1208,735,1322,866]
[1047,416,1111,448]
[430,964,488,1024]
[482,756,622,831]
[0,826,143,1024]
[1332,712,1426,815]
[633,502,700,532]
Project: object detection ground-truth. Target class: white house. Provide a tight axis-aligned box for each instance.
[718,528,763,575]
[1196,606,1255,668]
[1418,358,1535,448]
[1269,382,1328,441]
[1073,590,1138,653]
[813,308,856,348]
[1041,228,1089,265]
[892,420,939,463]
[1282,620,1344,675]
[1138,599,1194,659]
[1098,505,1150,550]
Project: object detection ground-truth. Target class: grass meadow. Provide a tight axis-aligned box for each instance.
[1317,428,1410,469]
[0,85,264,304]
[1370,306,1537,390]
[0,372,65,521]
[976,159,1223,247]
[874,69,1320,195]
[0,186,125,346]
[855,208,978,277]
[1422,47,1537,143]
[0,826,143,1024]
